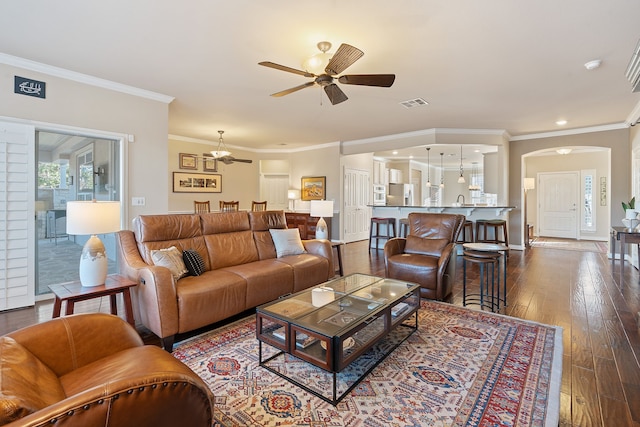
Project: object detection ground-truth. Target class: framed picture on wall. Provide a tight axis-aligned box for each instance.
[301,176,326,200]
[202,154,218,172]
[173,172,222,193]
[179,153,198,170]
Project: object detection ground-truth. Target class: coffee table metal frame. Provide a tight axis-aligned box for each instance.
[256,273,420,405]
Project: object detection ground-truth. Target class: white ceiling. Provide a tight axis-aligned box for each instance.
[2,0,640,167]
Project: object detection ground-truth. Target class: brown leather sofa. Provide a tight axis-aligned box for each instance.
[384,212,465,301]
[0,313,213,427]
[116,210,333,351]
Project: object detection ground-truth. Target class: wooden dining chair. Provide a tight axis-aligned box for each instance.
[251,201,267,211]
[219,200,239,212]
[194,200,210,213]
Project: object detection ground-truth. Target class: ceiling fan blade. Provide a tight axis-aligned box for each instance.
[258,61,315,78]
[338,74,396,87]
[325,43,364,75]
[220,156,252,164]
[270,81,315,97]
[324,84,348,105]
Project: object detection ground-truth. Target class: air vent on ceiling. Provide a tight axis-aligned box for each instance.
[626,39,640,92]
[400,98,429,109]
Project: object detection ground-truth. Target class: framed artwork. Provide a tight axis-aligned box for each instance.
[202,154,218,172]
[301,176,326,200]
[179,153,198,170]
[173,172,222,193]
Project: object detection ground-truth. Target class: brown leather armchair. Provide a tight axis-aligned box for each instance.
[384,212,465,301]
[0,313,213,427]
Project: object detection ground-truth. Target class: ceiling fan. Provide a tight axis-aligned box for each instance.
[259,41,395,105]
[203,131,253,165]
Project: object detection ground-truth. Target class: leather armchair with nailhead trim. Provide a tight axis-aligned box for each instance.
[0,313,213,427]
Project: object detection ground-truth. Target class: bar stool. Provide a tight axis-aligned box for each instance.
[457,220,474,243]
[369,217,396,251]
[399,218,410,237]
[475,219,508,247]
[463,242,509,310]
[462,249,501,311]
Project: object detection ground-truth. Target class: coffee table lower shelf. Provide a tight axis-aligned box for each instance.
[258,316,418,405]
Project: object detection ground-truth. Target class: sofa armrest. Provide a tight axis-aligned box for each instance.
[302,239,334,277]
[5,371,213,427]
[7,314,143,377]
[115,231,180,345]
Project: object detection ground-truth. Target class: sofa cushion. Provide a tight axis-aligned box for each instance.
[269,229,306,258]
[404,235,448,257]
[0,336,66,425]
[151,246,188,280]
[183,249,205,276]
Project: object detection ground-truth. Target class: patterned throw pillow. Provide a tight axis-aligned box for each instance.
[150,246,188,281]
[183,249,205,276]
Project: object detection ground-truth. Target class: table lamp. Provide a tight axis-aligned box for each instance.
[66,200,121,287]
[287,189,300,211]
[310,200,333,240]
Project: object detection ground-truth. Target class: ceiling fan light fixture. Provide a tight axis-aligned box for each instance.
[210,130,232,159]
[302,41,332,74]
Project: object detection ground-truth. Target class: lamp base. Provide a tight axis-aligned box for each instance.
[315,217,328,240]
[79,235,108,287]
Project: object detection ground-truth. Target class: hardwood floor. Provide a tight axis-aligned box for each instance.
[2,240,639,426]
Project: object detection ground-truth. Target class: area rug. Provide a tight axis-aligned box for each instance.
[531,236,608,253]
[173,300,563,427]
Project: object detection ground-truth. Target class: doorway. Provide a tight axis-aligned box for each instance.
[36,130,121,296]
[343,167,371,242]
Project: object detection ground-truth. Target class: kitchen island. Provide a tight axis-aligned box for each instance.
[370,205,515,249]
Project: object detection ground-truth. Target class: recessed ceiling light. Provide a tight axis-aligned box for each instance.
[392,151,398,155]
[584,59,602,70]
[556,119,568,126]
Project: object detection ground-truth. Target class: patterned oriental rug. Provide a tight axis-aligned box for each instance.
[173,300,563,427]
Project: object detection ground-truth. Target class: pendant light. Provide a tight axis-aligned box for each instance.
[439,152,445,188]
[210,130,232,159]
[469,162,481,191]
[425,147,432,187]
[457,145,466,184]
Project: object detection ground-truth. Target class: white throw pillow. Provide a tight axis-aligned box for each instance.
[269,229,307,258]
[151,246,188,280]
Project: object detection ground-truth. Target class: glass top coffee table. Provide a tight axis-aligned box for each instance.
[256,273,420,404]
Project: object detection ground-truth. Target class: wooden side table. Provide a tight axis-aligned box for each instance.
[48,275,137,326]
[330,240,345,276]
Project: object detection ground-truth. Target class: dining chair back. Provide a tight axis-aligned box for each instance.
[194,200,210,213]
[251,201,267,211]
[219,200,239,212]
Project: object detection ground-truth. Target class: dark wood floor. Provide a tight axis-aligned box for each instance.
[2,240,639,427]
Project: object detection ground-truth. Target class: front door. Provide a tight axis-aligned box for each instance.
[538,172,579,238]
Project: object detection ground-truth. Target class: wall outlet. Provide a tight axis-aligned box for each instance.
[132,197,145,206]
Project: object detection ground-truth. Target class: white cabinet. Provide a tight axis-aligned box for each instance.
[388,168,403,184]
[373,160,387,185]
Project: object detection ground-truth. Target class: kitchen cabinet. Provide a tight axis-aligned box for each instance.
[373,160,387,185]
[388,168,403,184]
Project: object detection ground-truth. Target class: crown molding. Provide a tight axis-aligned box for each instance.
[626,99,640,126]
[0,53,174,104]
[168,134,341,154]
[509,123,629,141]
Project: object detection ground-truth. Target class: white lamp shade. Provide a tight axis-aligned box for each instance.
[310,200,334,218]
[288,189,301,200]
[66,200,121,287]
[523,178,535,191]
[66,201,121,235]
